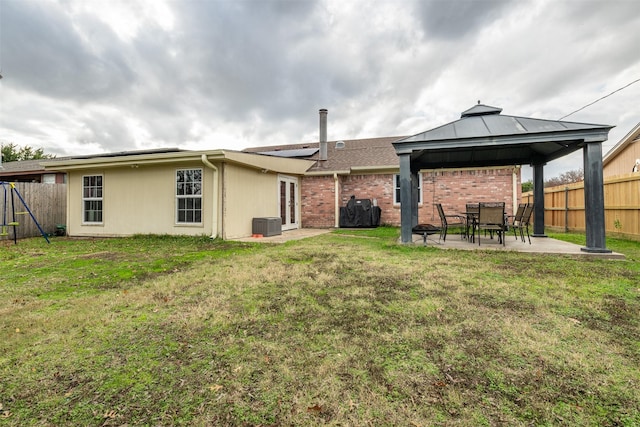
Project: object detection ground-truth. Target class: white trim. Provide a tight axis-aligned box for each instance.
[82,174,103,224]
[278,174,299,231]
[175,168,203,225]
[393,173,422,205]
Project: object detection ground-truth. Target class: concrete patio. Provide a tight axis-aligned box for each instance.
[411,231,625,259]
[232,228,625,259]
[231,228,332,244]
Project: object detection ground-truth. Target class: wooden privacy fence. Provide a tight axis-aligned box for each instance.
[0,182,67,241]
[522,173,640,241]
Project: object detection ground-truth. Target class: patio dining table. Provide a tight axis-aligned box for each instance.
[463,203,509,244]
[463,207,479,243]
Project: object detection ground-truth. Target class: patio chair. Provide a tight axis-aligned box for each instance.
[436,203,466,242]
[514,203,534,244]
[508,203,527,241]
[476,202,506,246]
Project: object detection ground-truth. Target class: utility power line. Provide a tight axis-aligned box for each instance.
[559,77,640,120]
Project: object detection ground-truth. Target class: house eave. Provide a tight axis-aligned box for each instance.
[603,121,640,166]
[350,165,399,174]
[42,149,314,175]
[305,169,351,176]
[42,150,226,170]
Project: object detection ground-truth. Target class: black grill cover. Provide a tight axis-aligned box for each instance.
[339,196,381,228]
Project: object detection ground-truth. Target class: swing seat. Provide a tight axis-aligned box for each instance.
[8,222,19,226]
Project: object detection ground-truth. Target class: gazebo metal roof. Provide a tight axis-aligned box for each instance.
[393,103,613,169]
[393,103,614,253]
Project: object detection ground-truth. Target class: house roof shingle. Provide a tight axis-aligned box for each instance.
[0,157,68,177]
[243,136,406,174]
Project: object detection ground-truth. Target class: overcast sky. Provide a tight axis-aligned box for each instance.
[1,0,639,180]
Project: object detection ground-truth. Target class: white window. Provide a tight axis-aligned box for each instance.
[42,174,56,184]
[176,169,202,223]
[83,175,103,223]
[394,174,422,205]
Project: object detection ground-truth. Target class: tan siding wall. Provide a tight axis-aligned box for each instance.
[67,162,214,237]
[604,143,640,177]
[222,165,280,239]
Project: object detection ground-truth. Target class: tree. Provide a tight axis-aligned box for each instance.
[1,143,56,162]
[521,180,533,193]
[544,168,584,188]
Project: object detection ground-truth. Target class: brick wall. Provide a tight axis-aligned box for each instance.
[426,168,518,218]
[300,168,520,228]
[301,175,336,228]
[340,173,396,225]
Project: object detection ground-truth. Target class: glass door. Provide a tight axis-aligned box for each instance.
[278,175,299,230]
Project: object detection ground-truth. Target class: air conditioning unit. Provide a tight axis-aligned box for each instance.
[252,217,282,237]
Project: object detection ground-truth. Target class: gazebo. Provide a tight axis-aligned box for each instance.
[393,104,613,253]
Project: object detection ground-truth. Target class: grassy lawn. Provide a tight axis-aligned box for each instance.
[1,230,639,426]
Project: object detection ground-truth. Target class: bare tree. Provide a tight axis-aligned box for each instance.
[545,168,584,187]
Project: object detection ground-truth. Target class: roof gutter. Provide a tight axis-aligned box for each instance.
[304,169,351,176]
[201,154,219,239]
[334,173,340,228]
[42,151,227,171]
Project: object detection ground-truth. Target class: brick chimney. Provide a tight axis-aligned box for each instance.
[319,109,328,161]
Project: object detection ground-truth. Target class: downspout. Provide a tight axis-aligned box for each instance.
[201,154,219,239]
[334,173,339,228]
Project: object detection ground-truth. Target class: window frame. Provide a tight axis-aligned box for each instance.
[393,173,423,205]
[175,168,203,225]
[82,174,103,224]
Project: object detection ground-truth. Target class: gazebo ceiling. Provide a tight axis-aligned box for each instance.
[393,104,613,170]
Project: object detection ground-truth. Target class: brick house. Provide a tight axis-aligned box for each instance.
[244,110,521,228]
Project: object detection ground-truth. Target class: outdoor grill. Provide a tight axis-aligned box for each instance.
[338,196,381,228]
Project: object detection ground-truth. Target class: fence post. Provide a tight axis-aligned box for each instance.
[564,186,569,232]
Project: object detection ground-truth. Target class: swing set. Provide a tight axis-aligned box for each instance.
[0,181,50,244]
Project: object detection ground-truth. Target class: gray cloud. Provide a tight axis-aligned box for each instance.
[2,1,135,102]
[415,0,515,40]
[0,0,638,181]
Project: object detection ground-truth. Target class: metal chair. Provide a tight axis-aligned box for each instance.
[514,203,534,244]
[508,203,527,241]
[476,202,506,246]
[436,203,466,242]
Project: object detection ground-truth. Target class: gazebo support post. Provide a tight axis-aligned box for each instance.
[411,170,419,227]
[532,163,547,237]
[582,142,611,253]
[399,153,417,243]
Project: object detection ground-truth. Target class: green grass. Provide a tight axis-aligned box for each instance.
[1,231,639,425]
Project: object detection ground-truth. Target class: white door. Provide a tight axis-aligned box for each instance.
[279,175,299,231]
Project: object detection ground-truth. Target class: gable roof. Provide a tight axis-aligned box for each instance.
[603,121,640,166]
[244,136,406,175]
[0,157,68,178]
